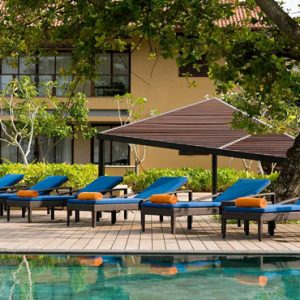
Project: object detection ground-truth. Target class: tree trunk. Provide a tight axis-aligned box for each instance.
[255,0,300,46]
[274,133,300,201]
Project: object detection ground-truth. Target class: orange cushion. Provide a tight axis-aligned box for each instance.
[150,194,178,204]
[77,257,103,267]
[17,190,39,198]
[78,192,103,200]
[236,275,268,287]
[150,266,178,276]
[235,197,267,208]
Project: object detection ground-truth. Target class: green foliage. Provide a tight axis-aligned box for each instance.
[0,1,298,136]
[123,167,278,192]
[0,163,98,189]
[114,93,148,122]
[0,77,95,164]
[0,164,278,192]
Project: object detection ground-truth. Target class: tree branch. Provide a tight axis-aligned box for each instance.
[255,0,300,46]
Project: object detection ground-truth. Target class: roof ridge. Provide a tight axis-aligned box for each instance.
[219,134,251,149]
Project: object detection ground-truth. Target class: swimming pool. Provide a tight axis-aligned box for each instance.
[0,255,299,299]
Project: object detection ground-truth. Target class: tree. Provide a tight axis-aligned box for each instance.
[0,76,95,164]
[0,0,299,198]
[114,93,158,174]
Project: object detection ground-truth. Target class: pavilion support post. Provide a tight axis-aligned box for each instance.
[98,137,105,176]
[212,154,218,195]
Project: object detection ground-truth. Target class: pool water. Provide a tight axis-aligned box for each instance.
[0,255,299,299]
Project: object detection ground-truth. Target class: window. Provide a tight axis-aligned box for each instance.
[0,135,35,164]
[0,129,73,163]
[94,52,130,96]
[0,50,130,97]
[92,125,130,165]
[0,52,73,96]
[39,136,73,163]
[178,59,209,77]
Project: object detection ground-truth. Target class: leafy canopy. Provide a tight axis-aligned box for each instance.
[0,0,299,134]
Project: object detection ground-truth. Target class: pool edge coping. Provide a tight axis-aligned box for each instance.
[0,249,300,256]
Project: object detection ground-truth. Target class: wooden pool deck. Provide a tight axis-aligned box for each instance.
[0,206,299,255]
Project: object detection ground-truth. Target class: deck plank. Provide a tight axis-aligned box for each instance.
[0,209,298,254]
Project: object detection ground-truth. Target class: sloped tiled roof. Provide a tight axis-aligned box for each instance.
[0,1,263,29]
[216,6,263,28]
[100,98,294,162]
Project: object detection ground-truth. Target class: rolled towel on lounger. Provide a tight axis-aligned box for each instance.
[235,275,268,287]
[235,197,267,208]
[78,192,103,200]
[17,190,39,198]
[150,194,178,204]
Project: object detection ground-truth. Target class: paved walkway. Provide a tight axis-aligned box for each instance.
[0,208,299,254]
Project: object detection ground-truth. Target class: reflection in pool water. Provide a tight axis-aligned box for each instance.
[0,255,299,299]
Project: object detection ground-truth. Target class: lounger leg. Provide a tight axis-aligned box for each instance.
[0,204,3,216]
[187,216,193,230]
[28,208,32,223]
[141,212,145,232]
[22,207,26,218]
[244,220,250,236]
[268,221,275,236]
[67,210,71,226]
[124,210,128,220]
[171,215,176,234]
[159,215,164,222]
[6,205,10,222]
[111,211,117,224]
[258,220,262,241]
[50,207,55,220]
[221,218,227,239]
[237,219,241,227]
[75,210,80,222]
[47,207,50,214]
[96,211,101,221]
[92,211,96,228]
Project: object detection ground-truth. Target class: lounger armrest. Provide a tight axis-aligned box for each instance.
[161,190,193,201]
[194,193,221,202]
[58,188,80,196]
[169,190,192,193]
[174,190,193,201]
[35,187,66,195]
[278,197,300,205]
[247,192,276,204]
[99,187,128,195]
[0,185,30,194]
[221,201,235,207]
[119,191,137,198]
[0,185,20,191]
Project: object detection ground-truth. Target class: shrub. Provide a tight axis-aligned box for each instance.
[123,168,279,192]
[0,163,98,189]
[0,164,279,192]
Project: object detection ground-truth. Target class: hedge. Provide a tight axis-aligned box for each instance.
[0,163,98,189]
[123,168,279,192]
[0,164,279,192]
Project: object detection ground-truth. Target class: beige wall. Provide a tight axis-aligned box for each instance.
[74,40,253,173]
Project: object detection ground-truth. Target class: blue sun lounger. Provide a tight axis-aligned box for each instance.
[0,174,24,215]
[67,176,188,228]
[141,178,271,234]
[222,197,300,241]
[5,175,68,222]
[0,174,24,190]
[7,176,123,223]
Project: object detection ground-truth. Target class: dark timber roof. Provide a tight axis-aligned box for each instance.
[99,98,294,162]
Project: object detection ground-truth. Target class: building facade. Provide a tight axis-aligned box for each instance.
[0,40,248,173]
